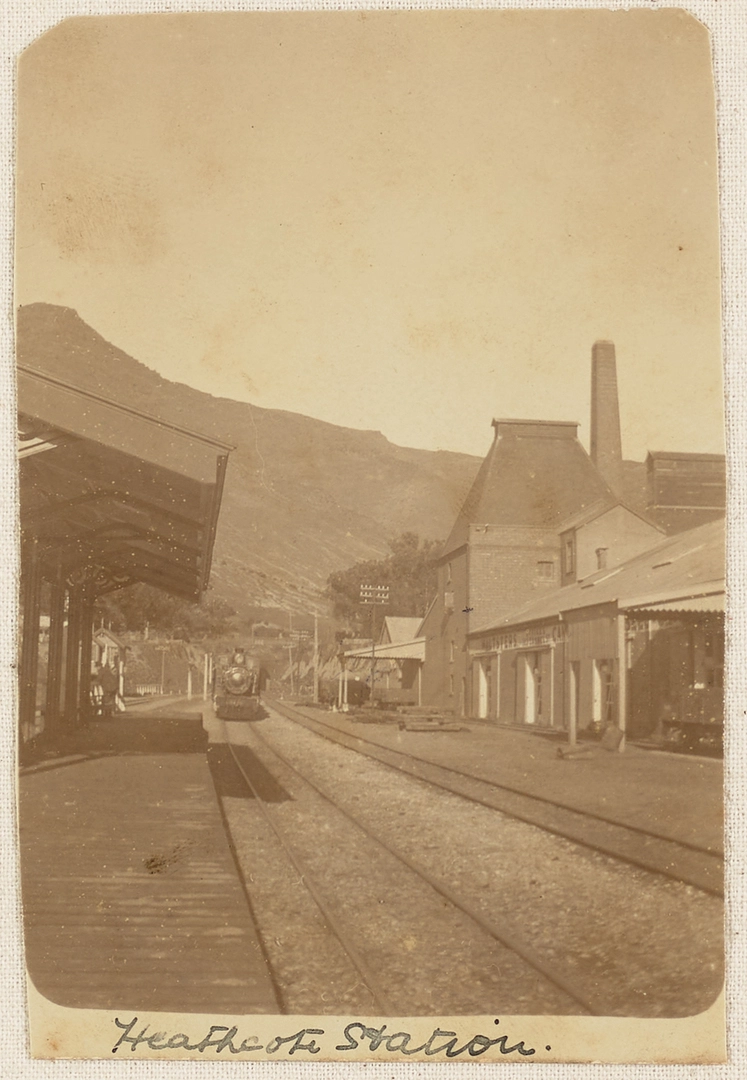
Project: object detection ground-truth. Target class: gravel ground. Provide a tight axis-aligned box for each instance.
[217,708,723,1018]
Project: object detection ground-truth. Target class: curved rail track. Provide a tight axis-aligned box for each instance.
[265,698,723,898]
[218,715,606,1016]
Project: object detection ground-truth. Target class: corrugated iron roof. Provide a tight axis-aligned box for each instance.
[346,638,425,661]
[470,516,725,635]
[19,367,231,602]
[626,595,724,615]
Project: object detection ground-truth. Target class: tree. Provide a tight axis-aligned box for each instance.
[93,583,237,640]
[326,533,441,635]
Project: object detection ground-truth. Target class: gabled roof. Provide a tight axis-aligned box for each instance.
[442,418,613,557]
[557,497,664,536]
[93,628,127,649]
[470,516,725,634]
[382,616,423,644]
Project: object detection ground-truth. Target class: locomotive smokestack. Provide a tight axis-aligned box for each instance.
[590,340,624,497]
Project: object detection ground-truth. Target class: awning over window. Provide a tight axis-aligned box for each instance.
[18,366,232,602]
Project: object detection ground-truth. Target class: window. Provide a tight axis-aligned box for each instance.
[446,561,452,585]
[537,560,554,580]
[564,536,575,576]
[449,673,454,696]
[596,547,608,570]
[703,631,724,689]
[449,639,455,663]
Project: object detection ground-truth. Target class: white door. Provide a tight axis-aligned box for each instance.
[592,660,603,725]
[523,654,536,724]
[478,661,489,719]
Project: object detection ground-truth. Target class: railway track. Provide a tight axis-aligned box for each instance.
[265,698,723,898]
[217,715,606,1016]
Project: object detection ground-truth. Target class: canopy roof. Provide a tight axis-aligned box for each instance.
[18,366,232,602]
[346,638,425,662]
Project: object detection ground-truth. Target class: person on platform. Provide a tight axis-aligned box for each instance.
[91,664,105,717]
[99,663,119,717]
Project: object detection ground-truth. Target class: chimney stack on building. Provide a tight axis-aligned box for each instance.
[590,339,624,496]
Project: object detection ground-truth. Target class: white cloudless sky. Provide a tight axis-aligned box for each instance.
[16,9,724,461]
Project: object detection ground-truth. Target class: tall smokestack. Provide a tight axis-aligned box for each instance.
[590,340,624,496]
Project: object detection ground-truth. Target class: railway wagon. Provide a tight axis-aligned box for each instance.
[214,647,265,721]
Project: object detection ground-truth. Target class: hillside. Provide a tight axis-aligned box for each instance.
[17,303,482,616]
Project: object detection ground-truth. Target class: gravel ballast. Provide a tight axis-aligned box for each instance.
[216,708,723,1018]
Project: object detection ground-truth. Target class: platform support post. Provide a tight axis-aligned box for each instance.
[45,568,66,737]
[617,612,627,753]
[77,587,95,724]
[19,537,43,741]
[63,584,84,728]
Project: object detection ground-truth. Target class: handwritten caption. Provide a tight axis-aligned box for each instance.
[112,1017,545,1058]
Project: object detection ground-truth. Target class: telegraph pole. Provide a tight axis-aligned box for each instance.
[359,584,389,706]
[313,612,319,704]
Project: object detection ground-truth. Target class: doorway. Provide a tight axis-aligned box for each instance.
[523,653,537,724]
[569,660,580,736]
[477,661,489,719]
[593,659,614,728]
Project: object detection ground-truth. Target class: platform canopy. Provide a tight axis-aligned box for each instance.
[18,365,232,603]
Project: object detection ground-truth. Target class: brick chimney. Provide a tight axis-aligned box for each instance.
[590,340,623,496]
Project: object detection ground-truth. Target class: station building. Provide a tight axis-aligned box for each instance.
[342,615,424,705]
[418,341,725,720]
[467,516,724,746]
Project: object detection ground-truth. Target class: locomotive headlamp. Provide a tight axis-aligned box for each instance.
[225,666,251,694]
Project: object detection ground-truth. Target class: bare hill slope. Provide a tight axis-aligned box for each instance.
[18,303,481,615]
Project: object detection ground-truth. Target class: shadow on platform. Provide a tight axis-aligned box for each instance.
[20,714,208,772]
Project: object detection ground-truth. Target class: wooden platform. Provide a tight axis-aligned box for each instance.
[19,716,280,1015]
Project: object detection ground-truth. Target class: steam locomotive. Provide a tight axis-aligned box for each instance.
[214,647,264,721]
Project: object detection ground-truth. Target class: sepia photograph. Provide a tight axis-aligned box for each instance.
[14,8,726,1062]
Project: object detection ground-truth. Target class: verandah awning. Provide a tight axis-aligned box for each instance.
[625,594,724,616]
[345,638,425,662]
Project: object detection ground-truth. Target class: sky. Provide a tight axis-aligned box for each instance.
[16,9,724,461]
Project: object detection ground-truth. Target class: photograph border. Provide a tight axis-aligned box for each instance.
[1,0,745,1074]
